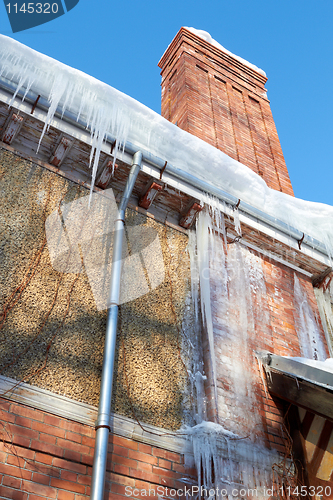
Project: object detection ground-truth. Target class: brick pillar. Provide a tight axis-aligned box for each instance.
[158,27,294,196]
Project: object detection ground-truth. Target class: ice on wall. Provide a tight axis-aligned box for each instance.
[189,203,271,438]
[184,422,281,499]
[314,277,333,357]
[293,274,326,361]
[189,202,230,422]
[1,35,333,246]
[187,229,210,425]
[196,209,219,415]
[220,243,271,440]
[185,205,291,497]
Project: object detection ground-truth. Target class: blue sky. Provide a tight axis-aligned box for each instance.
[1,0,332,206]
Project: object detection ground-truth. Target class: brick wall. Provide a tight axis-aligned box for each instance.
[0,400,196,499]
[201,246,329,456]
[158,27,294,196]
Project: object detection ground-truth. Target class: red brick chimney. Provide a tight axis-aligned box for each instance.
[158,27,294,196]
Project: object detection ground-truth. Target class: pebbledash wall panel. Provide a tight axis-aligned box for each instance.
[0,149,196,432]
[158,27,294,196]
[0,148,198,499]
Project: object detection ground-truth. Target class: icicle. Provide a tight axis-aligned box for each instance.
[7,63,35,108]
[233,207,242,236]
[187,231,199,322]
[196,209,219,420]
[37,72,69,152]
[314,280,333,357]
[293,273,326,360]
[186,200,285,498]
[185,422,280,499]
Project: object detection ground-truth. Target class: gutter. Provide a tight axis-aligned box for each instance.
[0,76,330,262]
[90,152,142,500]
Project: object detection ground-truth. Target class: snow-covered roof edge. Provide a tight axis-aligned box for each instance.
[0,34,333,250]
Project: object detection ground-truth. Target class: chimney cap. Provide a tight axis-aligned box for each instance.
[159,26,266,80]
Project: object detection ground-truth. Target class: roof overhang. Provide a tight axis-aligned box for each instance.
[260,353,333,421]
[0,77,331,282]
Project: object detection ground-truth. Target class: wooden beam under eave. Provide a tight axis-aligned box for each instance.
[49,135,74,167]
[2,112,25,145]
[179,201,203,229]
[139,179,164,210]
[95,159,117,189]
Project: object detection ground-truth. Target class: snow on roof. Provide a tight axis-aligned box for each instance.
[0,34,333,249]
[184,27,266,77]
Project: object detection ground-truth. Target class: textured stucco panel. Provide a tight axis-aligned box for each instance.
[0,148,197,430]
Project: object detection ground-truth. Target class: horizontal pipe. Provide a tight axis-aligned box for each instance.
[0,76,329,259]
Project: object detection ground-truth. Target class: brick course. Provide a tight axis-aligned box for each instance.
[0,401,196,499]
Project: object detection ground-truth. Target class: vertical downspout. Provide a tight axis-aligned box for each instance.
[90,151,143,500]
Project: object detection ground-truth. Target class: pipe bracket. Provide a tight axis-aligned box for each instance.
[228,235,242,245]
[107,301,119,308]
[159,160,167,180]
[31,94,41,115]
[233,199,241,210]
[297,233,305,250]
[95,424,111,432]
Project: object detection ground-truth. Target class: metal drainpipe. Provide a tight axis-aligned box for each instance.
[90,151,142,500]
